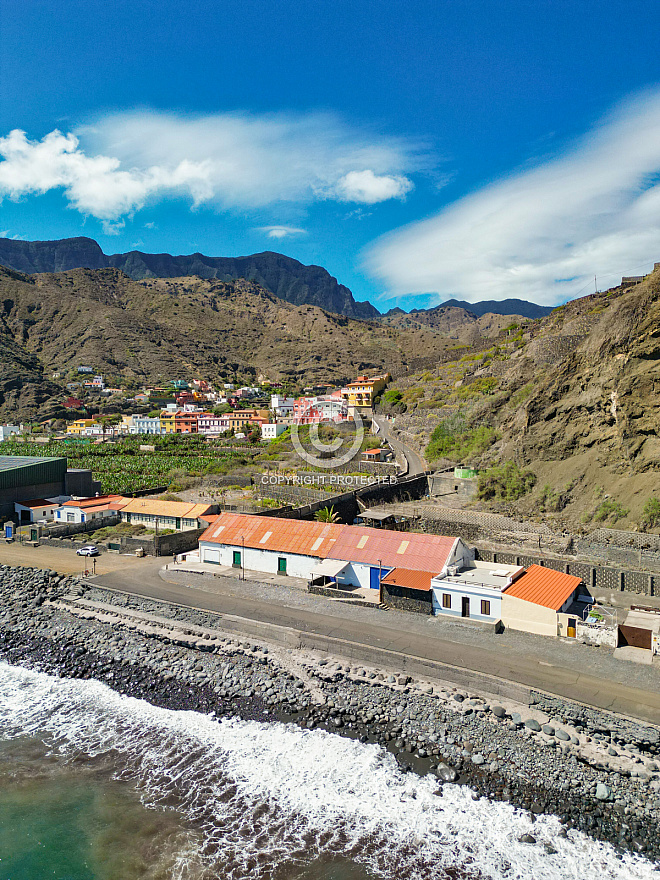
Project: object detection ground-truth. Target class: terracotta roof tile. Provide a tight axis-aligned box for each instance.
[503,564,582,610]
[119,498,214,518]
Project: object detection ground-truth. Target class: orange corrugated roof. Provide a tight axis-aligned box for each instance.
[380,567,433,592]
[119,498,214,518]
[328,527,456,574]
[503,564,582,610]
[62,494,125,509]
[200,512,346,558]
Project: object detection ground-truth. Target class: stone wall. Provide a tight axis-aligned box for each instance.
[576,622,618,648]
[427,473,477,501]
[45,515,122,539]
[476,547,659,597]
[117,528,207,558]
[381,582,432,615]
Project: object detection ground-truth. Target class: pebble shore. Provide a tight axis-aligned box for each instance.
[1,563,659,860]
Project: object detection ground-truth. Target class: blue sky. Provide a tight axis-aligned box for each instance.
[1,0,660,309]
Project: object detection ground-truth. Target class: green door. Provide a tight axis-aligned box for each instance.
[175,517,181,530]
[278,557,287,574]
[233,550,241,567]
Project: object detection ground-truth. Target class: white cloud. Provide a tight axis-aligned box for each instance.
[258,225,307,240]
[0,111,424,225]
[335,169,413,204]
[365,89,660,306]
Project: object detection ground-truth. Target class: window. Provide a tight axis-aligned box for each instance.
[67,513,75,523]
[442,593,451,609]
[481,600,491,616]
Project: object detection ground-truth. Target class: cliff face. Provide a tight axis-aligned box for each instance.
[0,237,379,320]
[385,271,660,529]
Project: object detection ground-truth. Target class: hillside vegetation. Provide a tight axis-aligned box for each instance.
[382,271,660,531]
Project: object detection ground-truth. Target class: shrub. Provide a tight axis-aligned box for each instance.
[426,414,497,463]
[642,497,660,530]
[477,461,536,502]
[593,499,629,523]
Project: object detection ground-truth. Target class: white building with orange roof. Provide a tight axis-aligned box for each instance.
[54,494,126,525]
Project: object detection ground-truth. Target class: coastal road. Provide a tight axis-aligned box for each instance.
[372,412,427,476]
[89,560,660,727]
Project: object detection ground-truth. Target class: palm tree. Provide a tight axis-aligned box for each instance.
[315,505,341,523]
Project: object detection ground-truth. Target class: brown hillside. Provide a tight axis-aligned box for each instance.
[386,271,660,530]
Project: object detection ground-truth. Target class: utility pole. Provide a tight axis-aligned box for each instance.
[595,274,598,293]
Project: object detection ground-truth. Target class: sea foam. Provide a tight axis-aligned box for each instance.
[0,661,655,880]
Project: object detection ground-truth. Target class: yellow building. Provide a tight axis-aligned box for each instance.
[341,373,391,410]
[159,411,177,433]
[66,419,99,435]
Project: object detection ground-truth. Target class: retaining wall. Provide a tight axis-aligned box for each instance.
[476,547,659,597]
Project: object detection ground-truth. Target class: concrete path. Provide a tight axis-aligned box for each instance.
[90,562,660,727]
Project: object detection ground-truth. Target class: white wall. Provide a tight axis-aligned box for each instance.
[199,541,319,579]
[431,581,502,621]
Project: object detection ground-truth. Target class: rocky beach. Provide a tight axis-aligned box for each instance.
[0,562,659,878]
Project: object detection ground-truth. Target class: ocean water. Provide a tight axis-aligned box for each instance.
[0,661,656,880]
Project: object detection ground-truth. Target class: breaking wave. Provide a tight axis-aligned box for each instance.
[0,661,655,880]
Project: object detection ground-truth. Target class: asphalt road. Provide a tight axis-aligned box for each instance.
[373,412,427,476]
[90,561,660,726]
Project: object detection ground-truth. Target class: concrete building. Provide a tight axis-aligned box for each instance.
[197,413,226,436]
[341,373,391,411]
[500,565,583,637]
[55,495,126,525]
[0,456,68,517]
[14,499,60,524]
[0,425,20,441]
[261,423,287,440]
[198,513,469,593]
[118,498,216,531]
[431,561,525,622]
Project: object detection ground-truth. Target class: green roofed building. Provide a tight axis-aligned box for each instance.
[0,455,103,519]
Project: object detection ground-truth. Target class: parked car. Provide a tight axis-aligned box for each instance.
[76,545,99,557]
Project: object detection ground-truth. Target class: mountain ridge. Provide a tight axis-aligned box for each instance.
[0,236,379,320]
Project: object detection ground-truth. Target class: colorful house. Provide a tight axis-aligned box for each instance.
[341,373,391,411]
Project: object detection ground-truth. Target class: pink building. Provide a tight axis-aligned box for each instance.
[293,391,350,425]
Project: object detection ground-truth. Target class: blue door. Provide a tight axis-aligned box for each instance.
[370,567,381,590]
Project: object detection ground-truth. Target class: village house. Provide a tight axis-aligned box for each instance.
[118,498,215,531]
[197,412,226,436]
[66,419,101,436]
[431,560,525,622]
[293,392,349,424]
[197,513,470,600]
[14,499,60,524]
[0,425,20,441]
[160,411,177,433]
[341,373,391,412]
[54,495,125,525]
[174,411,198,433]
[130,415,164,435]
[261,423,287,440]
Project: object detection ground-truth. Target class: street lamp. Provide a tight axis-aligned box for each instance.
[378,557,383,604]
[241,535,245,581]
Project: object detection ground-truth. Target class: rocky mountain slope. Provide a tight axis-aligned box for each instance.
[0,237,378,320]
[0,265,485,418]
[384,271,660,530]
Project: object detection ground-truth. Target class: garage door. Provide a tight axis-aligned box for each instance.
[204,549,220,565]
[618,625,652,650]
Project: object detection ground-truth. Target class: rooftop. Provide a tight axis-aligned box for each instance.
[201,512,344,558]
[439,560,525,592]
[0,455,64,470]
[328,526,457,573]
[503,564,582,610]
[119,498,215,518]
[380,567,434,592]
